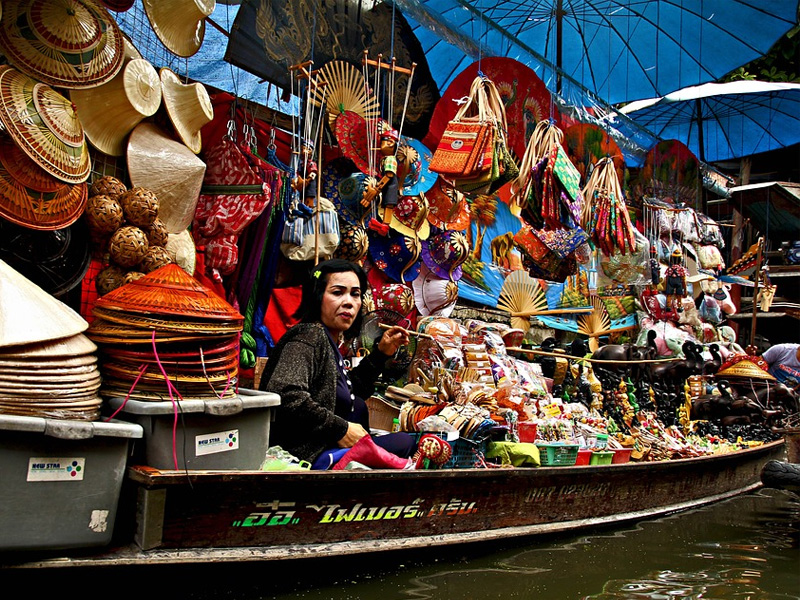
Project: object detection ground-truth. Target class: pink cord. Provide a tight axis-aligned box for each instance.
[150,331,184,470]
[104,364,148,422]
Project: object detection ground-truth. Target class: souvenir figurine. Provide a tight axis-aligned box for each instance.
[663,247,688,311]
[291,139,318,207]
[362,128,400,235]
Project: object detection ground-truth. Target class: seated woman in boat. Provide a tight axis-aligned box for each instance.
[259,258,416,469]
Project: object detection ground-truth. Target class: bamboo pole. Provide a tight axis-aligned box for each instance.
[749,236,764,347]
[378,323,434,340]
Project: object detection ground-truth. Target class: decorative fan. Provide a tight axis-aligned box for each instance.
[496,270,548,331]
[310,60,380,128]
[577,296,612,353]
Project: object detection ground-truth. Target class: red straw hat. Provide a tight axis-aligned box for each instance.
[0,0,125,89]
[94,263,243,322]
[0,136,88,230]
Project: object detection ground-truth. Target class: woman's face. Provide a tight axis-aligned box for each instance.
[320,271,362,335]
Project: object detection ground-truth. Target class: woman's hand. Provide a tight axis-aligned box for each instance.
[338,422,368,448]
[377,326,410,357]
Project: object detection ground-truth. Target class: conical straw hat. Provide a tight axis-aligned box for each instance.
[0,333,97,359]
[716,354,776,381]
[0,143,88,230]
[0,66,91,184]
[0,0,125,89]
[0,260,88,348]
[70,59,162,157]
[94,263,243,321]
[159,68,213,154]
[165,229,197,274]
[143,0,215,58]
[126,122,206,232]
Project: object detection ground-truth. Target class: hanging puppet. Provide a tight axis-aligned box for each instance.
[291,139,318,206]
[663,247,689,312]
[361,127,400,235]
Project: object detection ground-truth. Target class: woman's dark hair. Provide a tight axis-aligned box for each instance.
[296,259,368,339]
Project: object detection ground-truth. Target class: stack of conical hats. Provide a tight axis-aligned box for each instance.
[86,263,243,401]
[0,260,102,420]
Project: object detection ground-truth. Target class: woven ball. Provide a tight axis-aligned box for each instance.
[146,217,169,248]
[123,271,146,285]
[84,194,124,236]
[109,226,149,268]
[95,264,128,296]
[90,176,128,199]
[119,187,159,228]
[138,245,173,273]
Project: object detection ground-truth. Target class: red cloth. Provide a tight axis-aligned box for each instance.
[263,285,303,345]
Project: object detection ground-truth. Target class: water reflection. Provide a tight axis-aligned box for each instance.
[395,489,799,600]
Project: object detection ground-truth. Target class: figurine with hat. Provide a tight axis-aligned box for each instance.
[361,127,400,236]
[291,137,318,207]
[663,246,689,312]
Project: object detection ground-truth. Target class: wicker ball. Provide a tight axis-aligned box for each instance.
[109,226,149,268]
[95,264,127,296]
[123,271,146,285]
[119,187,159,228]
[146,217,169,248]
[138,245,173,273]
[84,194,124,236]
[90,176,127,199]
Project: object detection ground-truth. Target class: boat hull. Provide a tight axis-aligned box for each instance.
[1,440,786,568]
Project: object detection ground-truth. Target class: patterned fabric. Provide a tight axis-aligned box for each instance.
[192,139,275,282]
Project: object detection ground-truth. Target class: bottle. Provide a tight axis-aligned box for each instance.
[392,418,401,433]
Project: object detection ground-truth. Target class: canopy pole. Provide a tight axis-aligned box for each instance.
[749,237,764,348]
[556,0,564,96]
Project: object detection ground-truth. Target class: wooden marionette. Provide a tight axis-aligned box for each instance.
[362,127,400,236]
[291,138,318,207]
[663,247,689,312]
[358,51,417,236]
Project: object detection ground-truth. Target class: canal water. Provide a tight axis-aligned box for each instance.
[10,488,799,598]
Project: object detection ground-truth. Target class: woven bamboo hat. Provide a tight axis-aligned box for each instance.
[143,0,215,58]
[0,333,96,359]
[126,122,207,232]
[0,259,88,348]
[0,0,125,89]
[0,137,88,230]
[716,353,776,381]
[94,263,243,321]
[165,229,197,275]
[70,59,162,156]
[159,68,213,154]
[0,66,91,184]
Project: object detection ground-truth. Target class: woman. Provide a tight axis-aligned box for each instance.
[259,259,416,469]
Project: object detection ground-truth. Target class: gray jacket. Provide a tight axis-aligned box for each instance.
[259,322,389,461]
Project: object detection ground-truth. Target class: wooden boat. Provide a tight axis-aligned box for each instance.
[0,439,785,569]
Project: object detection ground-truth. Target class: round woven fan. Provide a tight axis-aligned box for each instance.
[577,296,612,353]
[310,60,380,129]
[496,270,548,332]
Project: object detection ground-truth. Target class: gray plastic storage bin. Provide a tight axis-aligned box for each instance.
[0,414,143,551]
[105,388,280,470]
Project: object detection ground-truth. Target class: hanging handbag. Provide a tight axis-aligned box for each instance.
[430,77,497,178]
[280,197,341,262]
